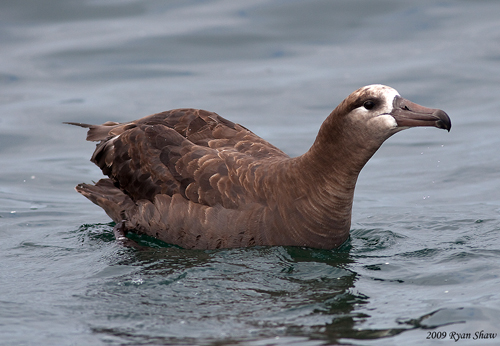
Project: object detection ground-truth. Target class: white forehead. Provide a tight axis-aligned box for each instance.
[362,84,400,105]
[352,84,401,131]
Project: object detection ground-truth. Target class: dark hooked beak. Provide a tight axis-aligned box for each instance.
[390,96,451,132]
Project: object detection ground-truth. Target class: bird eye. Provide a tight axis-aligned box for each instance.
[363,100,375,110]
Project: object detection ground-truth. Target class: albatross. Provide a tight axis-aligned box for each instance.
[67,84,451,249]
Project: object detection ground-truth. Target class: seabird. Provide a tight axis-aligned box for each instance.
[67,84,451,249]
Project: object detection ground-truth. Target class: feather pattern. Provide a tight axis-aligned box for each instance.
[68,85,450,249]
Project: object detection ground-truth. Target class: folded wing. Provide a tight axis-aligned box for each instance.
[68,109,288,210]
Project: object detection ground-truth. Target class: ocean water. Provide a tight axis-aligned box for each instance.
[1,0,500,345]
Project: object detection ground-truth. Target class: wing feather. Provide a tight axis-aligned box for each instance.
[77,109,289,210]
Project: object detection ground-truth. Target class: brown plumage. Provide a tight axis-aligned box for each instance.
[68,85,451,249]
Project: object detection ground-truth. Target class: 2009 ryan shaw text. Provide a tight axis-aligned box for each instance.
[426,330,497,342]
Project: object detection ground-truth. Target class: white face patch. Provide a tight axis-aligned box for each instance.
[373,85,401,132]
[346,84,403,139]
[381,88,399,113]
[373,113,397,128]
[363,84,400,115]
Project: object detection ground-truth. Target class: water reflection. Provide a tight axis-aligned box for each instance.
[74,223,420,344]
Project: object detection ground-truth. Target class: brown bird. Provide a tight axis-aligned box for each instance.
[67,84,451,249]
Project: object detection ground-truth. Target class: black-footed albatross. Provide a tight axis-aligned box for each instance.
[67,84,451,249]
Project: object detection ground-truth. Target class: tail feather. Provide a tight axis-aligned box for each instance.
[64,121,123,142]
[76,179,136,223]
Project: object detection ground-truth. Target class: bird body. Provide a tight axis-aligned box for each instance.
[68,85,450,249]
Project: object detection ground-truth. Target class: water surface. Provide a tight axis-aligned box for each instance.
[1,1,500,345]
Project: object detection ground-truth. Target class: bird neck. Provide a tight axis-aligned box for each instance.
[307,110,383,178]
[271,116,383,248]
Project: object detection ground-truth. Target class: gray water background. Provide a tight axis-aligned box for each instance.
[1,0,500,345]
